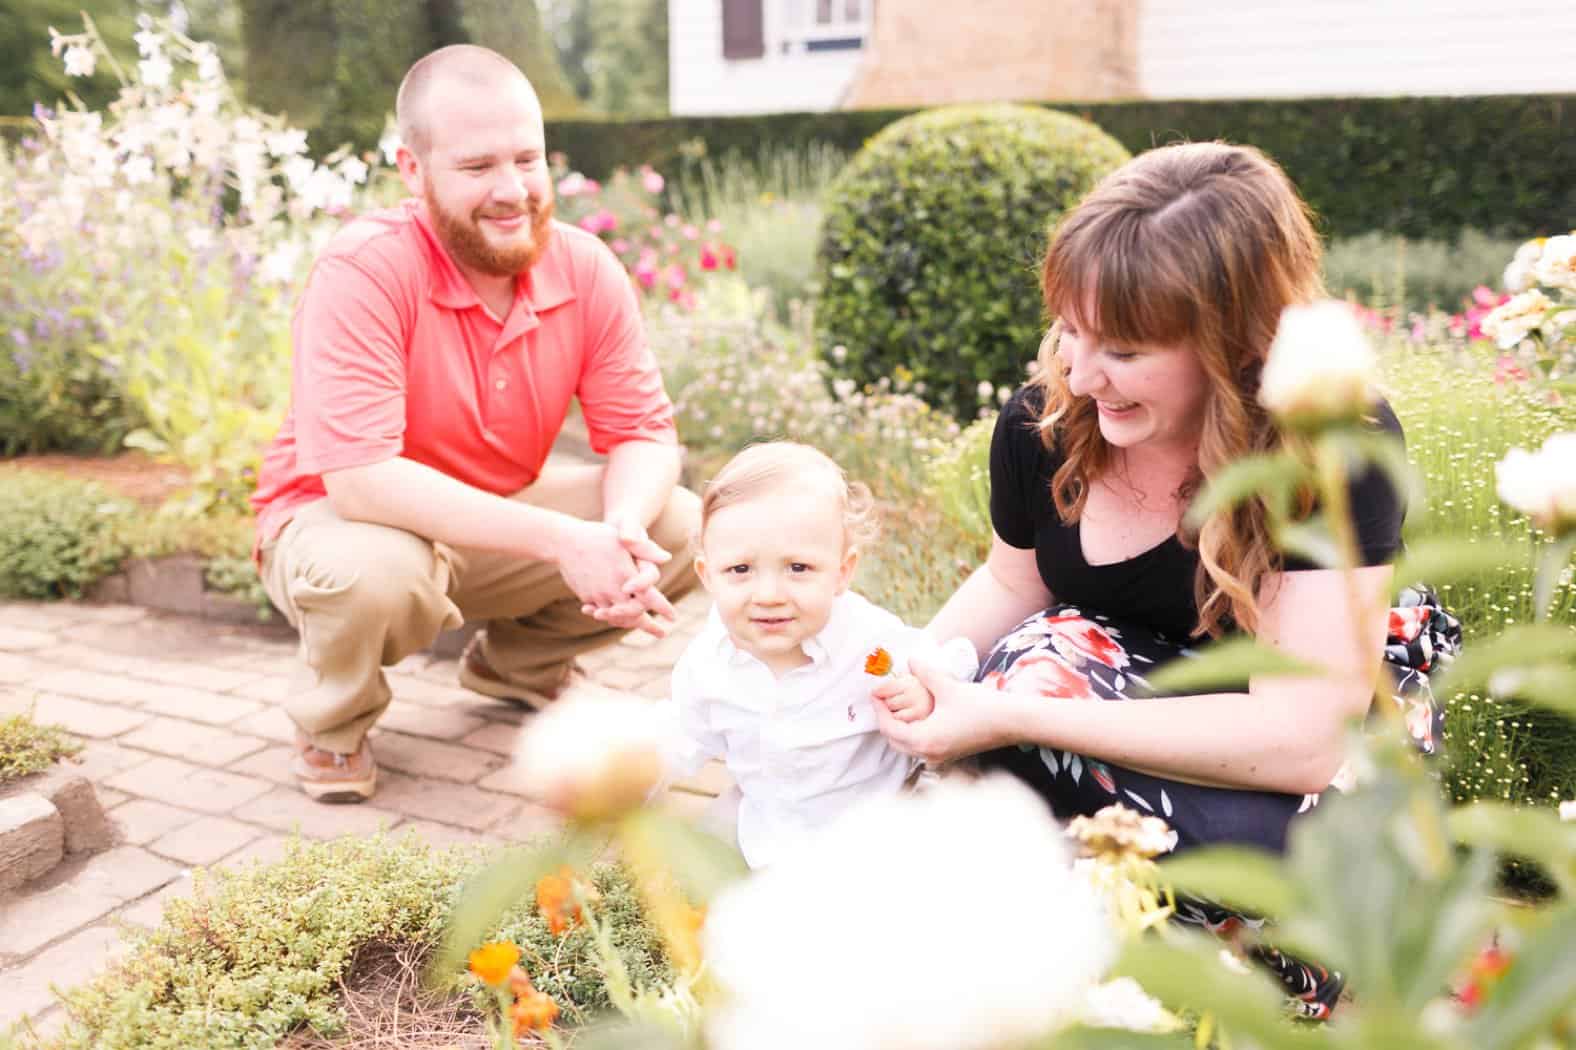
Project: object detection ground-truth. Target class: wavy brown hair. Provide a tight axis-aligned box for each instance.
[1030,142,1323,637]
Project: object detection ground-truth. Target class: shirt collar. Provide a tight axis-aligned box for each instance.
[409,201,576,315]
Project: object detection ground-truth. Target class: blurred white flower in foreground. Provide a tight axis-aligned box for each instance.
[1495,432,1576,536]
[63,44,96,77]
[1481,289,1555,351]
[1533,234,1576,292]
[704,775,1116,1050]
[1078,977,1181,1033]
[1259,300,1377,427]
[1503,238,1545,293]
[1560,799,1576,822]
[513,691,672,821]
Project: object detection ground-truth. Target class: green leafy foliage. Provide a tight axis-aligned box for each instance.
[21,835,670,1050]
[814,104,1129,419]
[545,94,1576,241]
[0,712,81,785]
[1323,230,1525,314]
[0,469,129,599]
[1127,737,1576,1050]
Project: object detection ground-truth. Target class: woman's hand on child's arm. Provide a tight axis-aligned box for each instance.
[873,673,934,722]
[872,657,1021,765]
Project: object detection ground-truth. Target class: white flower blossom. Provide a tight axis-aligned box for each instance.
[121,154,155,185]
[281,154,315,193]
[138,54,173,89]
[1259,300,1377,426]
[266,127,309,158]
[192,42,223,82]
[1078,978,1180,1033]
[339,156,369,185]
[378,128,402,165]
[1495,432,1576,535]
[511,691,674,820]
[1503,238,1545,293]
[258,240,303,285]
[1533,234,1576,292]
[976,380,995,402]
[301,167,351,213]
[1481,289,1555,351]
[185,227,214,253]
[63,45,96,78]
[132,27,163,59]
[704,776,1116,1050]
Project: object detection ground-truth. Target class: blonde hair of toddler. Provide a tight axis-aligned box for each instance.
[700,442,878,551]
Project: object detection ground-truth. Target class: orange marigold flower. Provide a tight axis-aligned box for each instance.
[864,647,893,677]
[510,990,560,1035]
[467,941,521,986]
[535,865,587,936]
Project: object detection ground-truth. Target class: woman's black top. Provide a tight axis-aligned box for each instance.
[989,388,1407,642]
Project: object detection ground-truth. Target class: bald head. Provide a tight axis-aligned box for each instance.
[396,45,537,157]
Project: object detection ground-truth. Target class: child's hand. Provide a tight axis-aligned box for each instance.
[875,672,934,722]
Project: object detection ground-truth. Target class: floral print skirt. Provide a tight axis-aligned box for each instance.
[973,588,1460,1020]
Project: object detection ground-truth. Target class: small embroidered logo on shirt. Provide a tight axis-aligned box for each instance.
[847,703,855,722]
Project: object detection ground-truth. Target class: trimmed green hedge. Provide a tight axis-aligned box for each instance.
[816,105,1128,418]
[547,94,1574,240]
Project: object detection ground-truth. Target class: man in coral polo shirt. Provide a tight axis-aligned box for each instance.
[250,45,699,802]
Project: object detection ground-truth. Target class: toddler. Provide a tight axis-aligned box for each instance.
[668,441,977,868]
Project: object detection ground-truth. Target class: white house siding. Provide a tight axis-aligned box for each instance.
[1139,0,1576,99]
[669,0,868,115]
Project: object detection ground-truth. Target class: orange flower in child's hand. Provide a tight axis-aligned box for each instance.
[511,990,561,1035]
[467,941,521,986]
[864,647,893,677]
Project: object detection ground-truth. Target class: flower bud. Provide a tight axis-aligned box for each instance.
[1259,301,1377,428]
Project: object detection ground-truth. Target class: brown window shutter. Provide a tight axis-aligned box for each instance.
[722,0,765,59]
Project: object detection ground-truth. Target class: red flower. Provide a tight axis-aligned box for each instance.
[1044,613,1128,670]
[999,651,1095,700]
[699,245,719,271]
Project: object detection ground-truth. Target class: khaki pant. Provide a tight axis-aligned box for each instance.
[259,462,701,753]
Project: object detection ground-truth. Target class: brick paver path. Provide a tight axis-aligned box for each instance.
[0,590,725,1036]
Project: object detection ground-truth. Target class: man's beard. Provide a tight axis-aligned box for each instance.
[425,182,556,277]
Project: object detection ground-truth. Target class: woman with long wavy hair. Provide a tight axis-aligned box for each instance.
[871,141,1429,1018]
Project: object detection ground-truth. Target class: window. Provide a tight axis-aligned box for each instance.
[722,0,766,60]
[781,0,869,53]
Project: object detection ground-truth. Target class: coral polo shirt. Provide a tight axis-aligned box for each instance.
[251,200,677,554]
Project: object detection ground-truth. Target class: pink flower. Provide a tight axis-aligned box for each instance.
[641,166,664,194]
[1494,355,1529,385]
[681,223,698,240]
[577,208,618,235]
[633,258,657,289]
[723,246,737,270]
[585,179,601,195]
[557,172,588,197]
[1464,286,1511,341]
[699,245,719,271]
[706,218,723,233]
[610,238,629,255]
[662,263,686,290]
[664,213,679,228]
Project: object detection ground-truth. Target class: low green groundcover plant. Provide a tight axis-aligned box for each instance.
[0,713,81,785]
[0,470,130,600]
[8,834,669,1050]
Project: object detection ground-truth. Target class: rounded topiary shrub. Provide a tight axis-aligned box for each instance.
[814,104,1130,418]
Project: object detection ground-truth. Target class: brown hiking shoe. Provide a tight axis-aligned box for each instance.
[292,731,377,803]
[457,635,581,710]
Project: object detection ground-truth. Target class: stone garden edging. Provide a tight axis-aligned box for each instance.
[0,764,115,898]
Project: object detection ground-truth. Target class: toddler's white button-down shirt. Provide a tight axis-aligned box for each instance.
[668,590,978,869]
